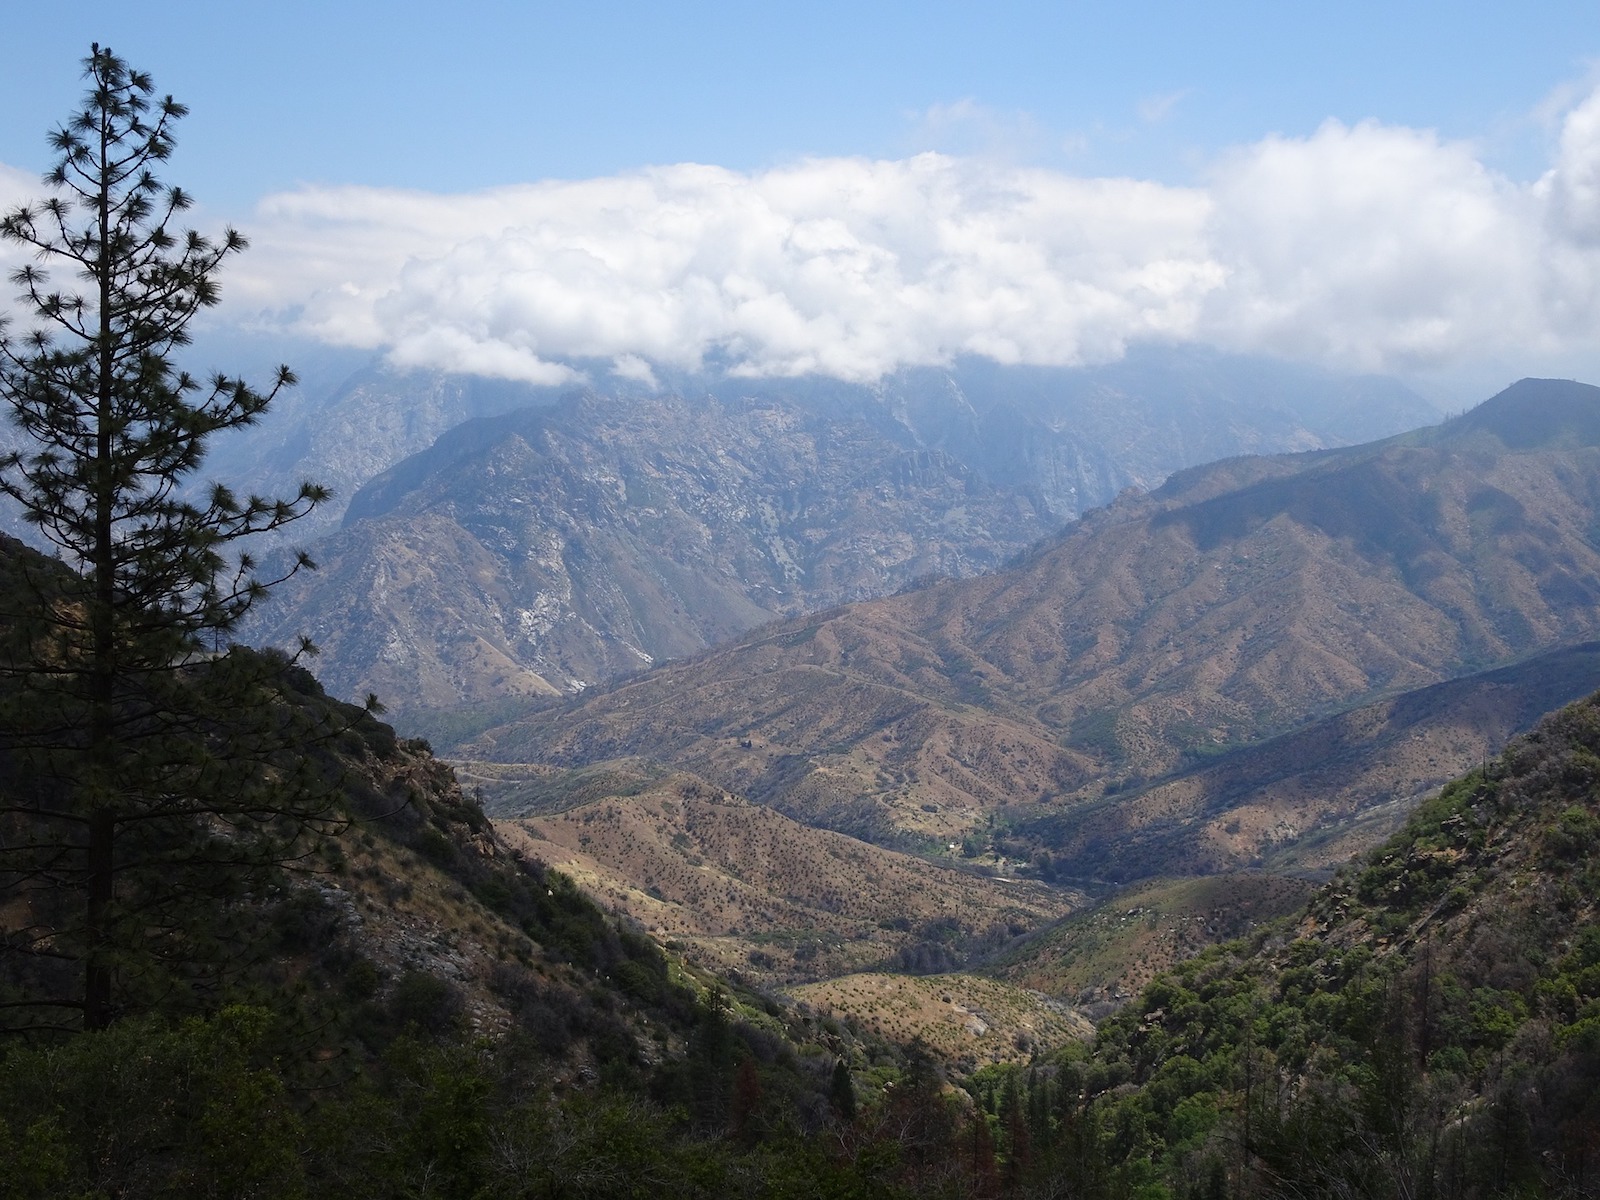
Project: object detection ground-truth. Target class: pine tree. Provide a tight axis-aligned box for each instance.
[0,46,350,1032]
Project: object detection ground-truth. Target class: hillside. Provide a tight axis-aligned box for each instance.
[230,350,1436,714]
[790,973,1093,1071]
[0,573,978,1195]
[1008,639,1600,881]
[986,872,1314,1013]
[1021,686,1600,1197]
[464,380,1600,878]
[251,389,1054,709]
[479,766,1081,985]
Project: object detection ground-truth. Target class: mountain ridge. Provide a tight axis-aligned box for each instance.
[461,379,1600,878]
[252,389,1055,708]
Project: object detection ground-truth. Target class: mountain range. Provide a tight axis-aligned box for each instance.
[250,389,1055,708]
[461,379,1600,882]
[209,344,1438,533]
[237,349,1439,713]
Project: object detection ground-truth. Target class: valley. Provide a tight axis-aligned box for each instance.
[240,348,1438,716]
[486,765,1082,986]
[8,27,1600,1195]
[8,367,1600,1197]
[461,380,1600,878]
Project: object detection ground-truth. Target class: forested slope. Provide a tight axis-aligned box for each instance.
[968,689,1600,1197]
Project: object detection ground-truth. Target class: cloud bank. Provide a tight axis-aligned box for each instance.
[17,93,1600,386]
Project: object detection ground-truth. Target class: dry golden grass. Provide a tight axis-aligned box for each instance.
[791,972,1091,1068]
[989,873,1313,1008]
[493,772,1080,985]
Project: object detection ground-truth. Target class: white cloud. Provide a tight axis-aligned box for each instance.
[0,163,50,323]
[1198,118,1552,371]
[22,86,1600,387]
[233,155,1219,382]
[610,354,658,387]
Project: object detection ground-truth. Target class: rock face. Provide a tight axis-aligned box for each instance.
[206,363,570,538]
[835,348,1440,521]
[204,346,1437,537]
[464,380,1600,873]
[246,351,1437,712]
[251,390,1054,709]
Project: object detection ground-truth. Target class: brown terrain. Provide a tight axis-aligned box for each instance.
[483,765,1082,985]
[462,380,1600,882]
[790,972,1094,1070]
[986,873,1314,1013]
[1008,639,1600,881]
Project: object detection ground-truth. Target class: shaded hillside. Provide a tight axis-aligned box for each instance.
[1006,639,1600,882]
[483,768,1080,986]
[0,666,978,1197]
[0,527,973,1195]
[252,390,1053,709]
[465,380,1600,877]
[1018,687,1600,1198]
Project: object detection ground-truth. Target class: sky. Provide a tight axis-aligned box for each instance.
[5,1,1600,402]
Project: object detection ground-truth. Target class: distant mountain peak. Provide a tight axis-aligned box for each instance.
[1447,377,1600,449]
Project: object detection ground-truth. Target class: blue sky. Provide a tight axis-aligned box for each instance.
[5,1,1595,205]
[6,2,1600,399]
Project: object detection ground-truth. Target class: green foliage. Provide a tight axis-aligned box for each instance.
[1035,692,1600,1199]
[0,1006,305,1198]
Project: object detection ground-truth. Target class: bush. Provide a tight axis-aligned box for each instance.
[390,970,463,1036]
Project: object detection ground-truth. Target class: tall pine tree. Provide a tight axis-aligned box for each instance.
[0,46,349,1032]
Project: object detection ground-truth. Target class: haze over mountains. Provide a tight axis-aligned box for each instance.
[202,355,1600,1030]
[462,378,1600,885]
[244,347,1437,710]
[252,390,1054,707]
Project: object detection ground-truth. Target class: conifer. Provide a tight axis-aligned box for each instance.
[0,46,350,1031]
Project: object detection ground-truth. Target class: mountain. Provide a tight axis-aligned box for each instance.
[204,360,576,537]
[829,347,1441,520]
[1022,687,1600,1197]
[1009,639,1600,881]
[196,345,1437,536]
[240,351,1437,714]
[0,533,995,1198]
[250,389,1055,709]
[462,379,1600,876]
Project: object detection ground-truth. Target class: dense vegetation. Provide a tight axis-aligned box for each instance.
[967,694,1600,1198]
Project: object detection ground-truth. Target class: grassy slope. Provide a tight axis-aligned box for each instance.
[791,972,1093,1071]
[489,769,1080,986]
